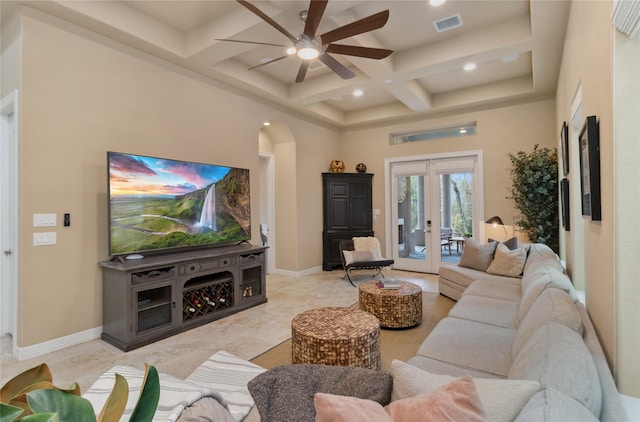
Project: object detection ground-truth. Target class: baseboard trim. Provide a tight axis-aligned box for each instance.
[270,266,325,278]
[16,326,103,361]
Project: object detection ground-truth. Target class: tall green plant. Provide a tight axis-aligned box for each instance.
[507,144,559,252]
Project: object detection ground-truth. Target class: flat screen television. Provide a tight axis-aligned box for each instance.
[107,151,251,257]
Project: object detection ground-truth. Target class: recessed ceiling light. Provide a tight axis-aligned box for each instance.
[463,63,477,71]
[501,54,520,62]
[263,121,271,126]
[331,96,343,101]
[430,0,446,6]
[260,57,272,64]
[384,79,393,84]
[286,47,297,55]
[353,89,364,97]
[459,128,467,134]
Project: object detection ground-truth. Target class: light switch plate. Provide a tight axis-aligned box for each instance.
[33,214,56,227]
[33,232,57,246]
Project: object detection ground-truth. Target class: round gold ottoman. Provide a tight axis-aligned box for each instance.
[359,280,422,328]
[291,307,380,369]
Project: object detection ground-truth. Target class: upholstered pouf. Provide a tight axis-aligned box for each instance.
[291,307,380,370]
[359,280,422,328]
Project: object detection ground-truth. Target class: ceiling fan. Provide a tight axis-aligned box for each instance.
[218,0,393,83]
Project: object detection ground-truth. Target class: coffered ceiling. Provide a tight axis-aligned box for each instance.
[6,0,571,129]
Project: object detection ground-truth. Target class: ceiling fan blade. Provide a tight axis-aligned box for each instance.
[248,55,290,70]
[325,44,393,59]
[318,53,355,79]
[236,0,298,43]
[296,62,310,83]
[303,0,328,38]
[320,10,389,45]
[216,38,290,48]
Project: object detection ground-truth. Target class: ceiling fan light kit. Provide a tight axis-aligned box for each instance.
[224,0,393,83]
[297,47,319,60]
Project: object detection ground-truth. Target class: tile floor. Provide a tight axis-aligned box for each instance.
[1,269,439,392]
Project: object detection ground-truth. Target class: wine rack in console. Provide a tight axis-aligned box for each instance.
[182,273,234,321]
[100,245,267,351]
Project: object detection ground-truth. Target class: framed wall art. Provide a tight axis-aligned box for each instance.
[561,178,570,231]
[561,121,569,175]
[578,115,601,221]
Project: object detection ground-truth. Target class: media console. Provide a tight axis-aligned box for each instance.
[99,244,267,351]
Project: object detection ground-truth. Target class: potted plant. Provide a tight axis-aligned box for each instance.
[507,144,559,252]
[0,363,159,421]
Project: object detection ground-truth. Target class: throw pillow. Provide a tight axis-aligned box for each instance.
[488,236,518,250]
[248,364,392,422]
[486,243,528,277]
[314,376,486,422]
[353,236,383,260]
[386,375,486,422]
[391,360,542,422]
[314,393,391,422]
[343,250,377,265]
[458,238,497,271]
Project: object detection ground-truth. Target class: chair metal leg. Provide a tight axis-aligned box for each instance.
[342,269,357,287]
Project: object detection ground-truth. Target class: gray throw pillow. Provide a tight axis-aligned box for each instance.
[458,239,498,271]
[489,236,518,250]
[247,364,392,422]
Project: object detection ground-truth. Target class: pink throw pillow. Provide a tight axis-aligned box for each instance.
[314,393,391,422]
[314,375,486,422]
[386,375,486,422]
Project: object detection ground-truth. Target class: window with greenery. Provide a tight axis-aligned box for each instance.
[441,173,473,236]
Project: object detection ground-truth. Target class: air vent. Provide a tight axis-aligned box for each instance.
[433,14,463,32]
[309,61,326,71]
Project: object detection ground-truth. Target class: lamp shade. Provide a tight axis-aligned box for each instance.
[485,216,504,225]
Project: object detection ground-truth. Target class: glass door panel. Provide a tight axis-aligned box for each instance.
[439,172,473,265]
[392,164,433,272]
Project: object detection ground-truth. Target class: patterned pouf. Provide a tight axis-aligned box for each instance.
[358,280,422,328]
[291,307,380,370]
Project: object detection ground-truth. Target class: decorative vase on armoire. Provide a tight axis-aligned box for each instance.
[322,172,373,271]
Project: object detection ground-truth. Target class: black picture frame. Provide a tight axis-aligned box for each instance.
[561,121,569,175]
[578,115,601,221]
[561,178,570,231]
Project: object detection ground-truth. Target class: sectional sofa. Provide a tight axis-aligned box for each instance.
[84,240,627,421]
[417,240,627,421]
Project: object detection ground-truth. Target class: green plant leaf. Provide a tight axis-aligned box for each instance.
[506,144,559,252]
[129,365,159,422]
[0,364,52,403]
[26,390,95,422]
[0,403,25,422]
[96,374,128,422]
[14,413,59,422]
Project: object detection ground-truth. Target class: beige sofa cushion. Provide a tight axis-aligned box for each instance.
[406,355,504,379]
[512,288,583,357]
[508,322,602,418]
[514,388,599,422]
[449,295,519,328]
[462,279,522,302]
[392,360,542,422]
[416,317,516,377]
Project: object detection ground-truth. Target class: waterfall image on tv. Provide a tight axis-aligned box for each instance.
[108,152,250,256]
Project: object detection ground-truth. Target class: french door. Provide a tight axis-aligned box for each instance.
[386,152,483,273]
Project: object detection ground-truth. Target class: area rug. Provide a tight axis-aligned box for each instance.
[250,292,454,372]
